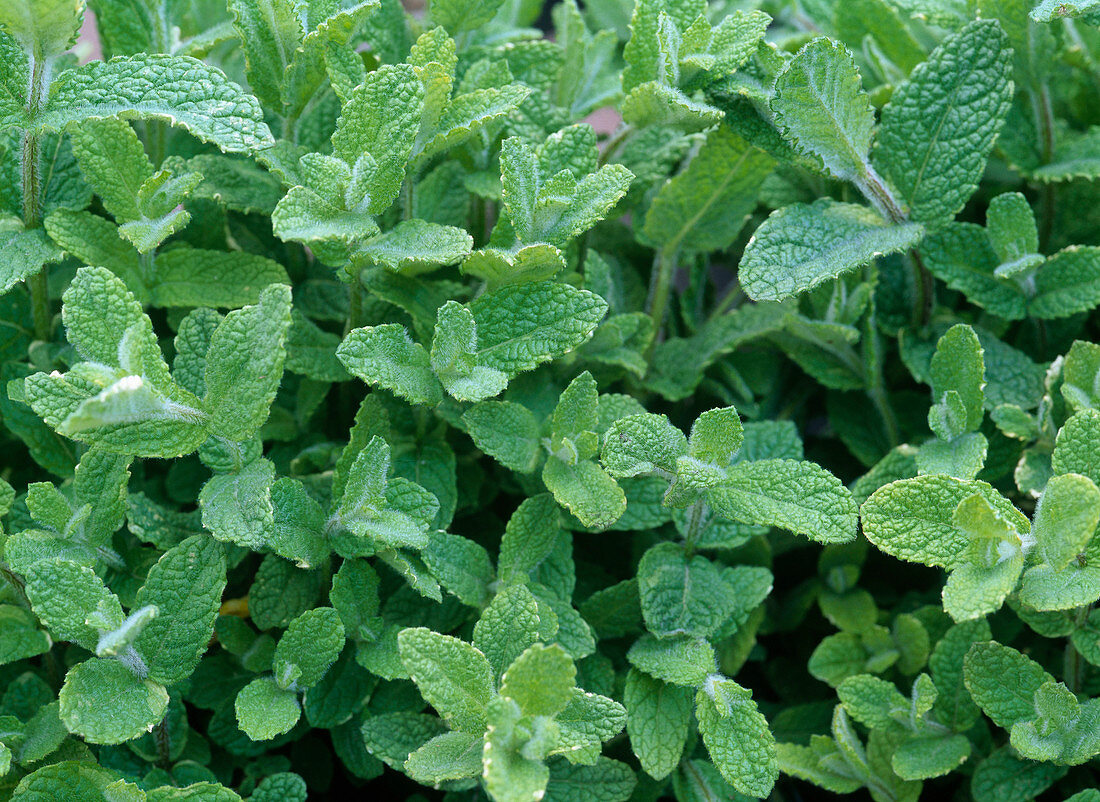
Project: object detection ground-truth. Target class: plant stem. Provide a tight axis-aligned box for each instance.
[1065,604,1091,695]
[645,247,677,358]
[1034,84,1057,251]
[598,125,633,167]
[683,499,707,557]
[22,53,52,341]
[346,270,364,335]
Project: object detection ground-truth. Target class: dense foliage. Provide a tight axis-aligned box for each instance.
[2,0,1100,799]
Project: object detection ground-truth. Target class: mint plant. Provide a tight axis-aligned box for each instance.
[3,0,1100,799]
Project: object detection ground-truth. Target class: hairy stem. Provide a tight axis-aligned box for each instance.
[22,53,52,341]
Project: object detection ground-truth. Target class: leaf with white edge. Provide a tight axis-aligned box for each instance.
[695,677,778,798]
[331,64,424,214]
[771,38,874,183]
[203,284,292,441]
[39,55,274,154]
[739,200,924,302]
[337,324,443,406]
[708,458,858,543]
[353,220,472,272]
[470,281,608,377]
[235,677,301,740]
[860,476,1028,568]
[397,627,494,733]
[874,20,1012,224]
[58,658,168,745]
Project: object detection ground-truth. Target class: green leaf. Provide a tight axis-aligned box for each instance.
[1032,247,1100,320]
[23,559,122,651]
[235,676,301,740]
[226,0,304,110]
[337,324,443,406]
[861,476,1027,568]
[429,0,506,33]
[199,458,275,550]
[1062,340,1100,411]
[627,634,716,686]
[708,458,858,543]
[132,535,226,686]
[874,20,1012,224]
[689,407,744,466]
[203,284,292,441]
[0,605,49,665]
[148,249,290,309]
[0,227,64,295]
[274,608,345,690]
[404,730,483,783]
[462,401,543,473]
[473,584,544,677]
[695,677,778,798]
[501,643,576,717]
[771,37,874,183]
[963,641,1053,728]
[543,457,626,529]
[602,413,687,478]
[483,698,550,802]
[0,0,83,59]
[637,543,737,639]
[1032,473,1100,570]
[354,220,472,272]
[930,324,985,435]
[1053,409,1100,486]
[58,657,168,745]
[624,669,693,780]
[468,282,607,376]
[397,627,494,732]
[498,494,562,586]
[422,530,494,607]
[331,64,424,214]
[39,55,274,154]
[739,199,924,302]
